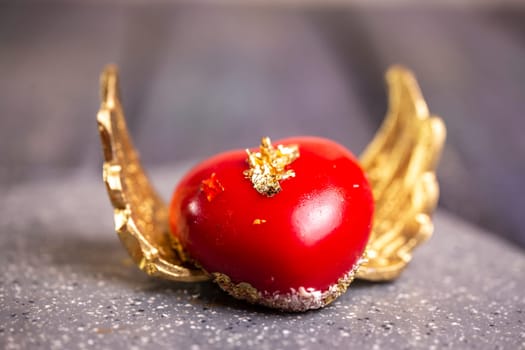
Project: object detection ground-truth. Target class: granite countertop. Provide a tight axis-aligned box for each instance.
[1,166,524,350]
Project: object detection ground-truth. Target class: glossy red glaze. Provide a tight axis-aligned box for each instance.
[169,137,373,294]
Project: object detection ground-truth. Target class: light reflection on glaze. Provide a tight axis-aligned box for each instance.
[292,188,344,247]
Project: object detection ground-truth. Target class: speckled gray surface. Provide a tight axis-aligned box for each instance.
[1,166,524,350]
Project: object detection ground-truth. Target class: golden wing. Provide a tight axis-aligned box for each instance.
[97,65,209,282]
[356,66,446,281]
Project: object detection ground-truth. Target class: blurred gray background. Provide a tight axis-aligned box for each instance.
[1,1,524,247]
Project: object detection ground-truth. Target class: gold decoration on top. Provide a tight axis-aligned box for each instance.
[96,64,446,306]
[243,137,300,197]
[97,65,209,283]
[356,65,446,281]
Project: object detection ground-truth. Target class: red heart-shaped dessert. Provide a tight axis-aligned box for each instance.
[169,136,373,311]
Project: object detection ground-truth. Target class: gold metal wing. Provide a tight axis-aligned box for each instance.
[97,64,445,284]
[97,65,209,282]
[356,66,446,281]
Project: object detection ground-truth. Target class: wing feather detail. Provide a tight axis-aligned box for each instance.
[357,66,446,281]
[97,65,209,282]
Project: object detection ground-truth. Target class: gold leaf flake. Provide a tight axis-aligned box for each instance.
[243,137,299,197]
